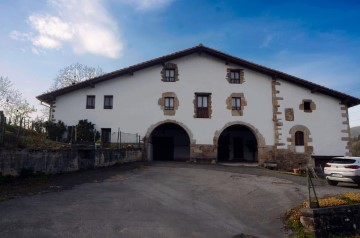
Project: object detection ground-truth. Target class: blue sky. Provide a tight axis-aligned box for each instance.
[1,0,360,126]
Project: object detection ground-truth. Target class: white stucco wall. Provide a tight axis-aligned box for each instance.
[277,79,347,156]
[53,53,274,145]
[52,52,349,157]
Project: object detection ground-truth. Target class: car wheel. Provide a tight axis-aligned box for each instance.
[327,180,338,186]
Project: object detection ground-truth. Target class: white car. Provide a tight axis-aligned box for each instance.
[324,157,360,186]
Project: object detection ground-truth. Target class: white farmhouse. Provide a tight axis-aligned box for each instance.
[37,45,360,170]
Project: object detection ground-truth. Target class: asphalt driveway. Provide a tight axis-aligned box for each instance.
[0,162,358,238]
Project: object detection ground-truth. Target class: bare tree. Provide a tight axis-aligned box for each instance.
[4,97,36,126]
[0,76,20,108]
[51,63,104,90]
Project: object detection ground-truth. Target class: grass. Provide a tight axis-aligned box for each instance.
[285,193,360,237]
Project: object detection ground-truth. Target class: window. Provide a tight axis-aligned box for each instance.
[104,95,113,109]
[161,63,178,82]
[101,128,111,143]
[295,131,304,146]
[165,69,175,82]
[304,101,311,111]
[164,97,174,110]
[300,99,315,113]
[230,70,240,83]
[86,95,95,109]
[232,97,241,110]
[195,93,210,118]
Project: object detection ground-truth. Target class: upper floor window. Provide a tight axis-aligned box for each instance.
[232,97,241,110]
[295,131,304,146]
[300,99,316,113]
[227,68,244,84]
[164,97,174,110]
[304,101,311,111]
[230,70,240,84]
[165,69,175,82]
[104,95,113,109]
[195,93,211,118]
[158,92,179,116]
[86,95,95,109]
[161,63,179,82]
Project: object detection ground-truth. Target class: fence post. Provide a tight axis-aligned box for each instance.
[119,129,122,149]
[117,128,120,149]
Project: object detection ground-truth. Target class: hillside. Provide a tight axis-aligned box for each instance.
[350,126,360,138]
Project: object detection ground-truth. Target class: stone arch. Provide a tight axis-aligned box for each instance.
[214,121,267,163]
[144,120,194,161]
[288,125,313,153]
[213,121,266,148]
[144,119,195,144]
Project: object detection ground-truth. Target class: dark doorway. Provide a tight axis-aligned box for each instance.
[218,125,257,162]
[153,137,174,161]
[233,138,244,159]
[150,123,190,161]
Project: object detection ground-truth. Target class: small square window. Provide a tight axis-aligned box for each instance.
[230,70,240,84]
[86,95,95,109]
[164,97,174,110]
[232,97,241,110]
[165,69,175,82]
[104,95,113,109]
[304,101,311,111]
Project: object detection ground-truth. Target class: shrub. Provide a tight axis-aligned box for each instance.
[44,120,66,141]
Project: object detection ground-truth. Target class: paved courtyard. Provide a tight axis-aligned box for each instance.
[0,162,358,238]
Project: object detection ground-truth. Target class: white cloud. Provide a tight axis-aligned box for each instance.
[32,35,62,49]
[74,23,122,58]
[9,31,32,41]
[11,0,123,58]
[118,0,173,11]
[28,15,74,41]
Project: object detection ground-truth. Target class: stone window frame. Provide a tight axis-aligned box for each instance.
[226,93,247,116]
[158,92,179,116]
[194,92,212,119]
[86,95,95,109]
[299,99,316,113]
[226,68,245,84]
[161,63,179,82]
[288,125,313,153]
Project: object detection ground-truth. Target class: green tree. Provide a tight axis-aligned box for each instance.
[32,120,44,133]
[75,119,99,142]
[44,120,66,141]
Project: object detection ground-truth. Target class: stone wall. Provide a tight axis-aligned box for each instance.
[300,205,360,237]
[0,148,142,176]
[271,148,313,170]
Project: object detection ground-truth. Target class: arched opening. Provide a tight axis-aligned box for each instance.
[217,125,258,162]
[149,123,190,161]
